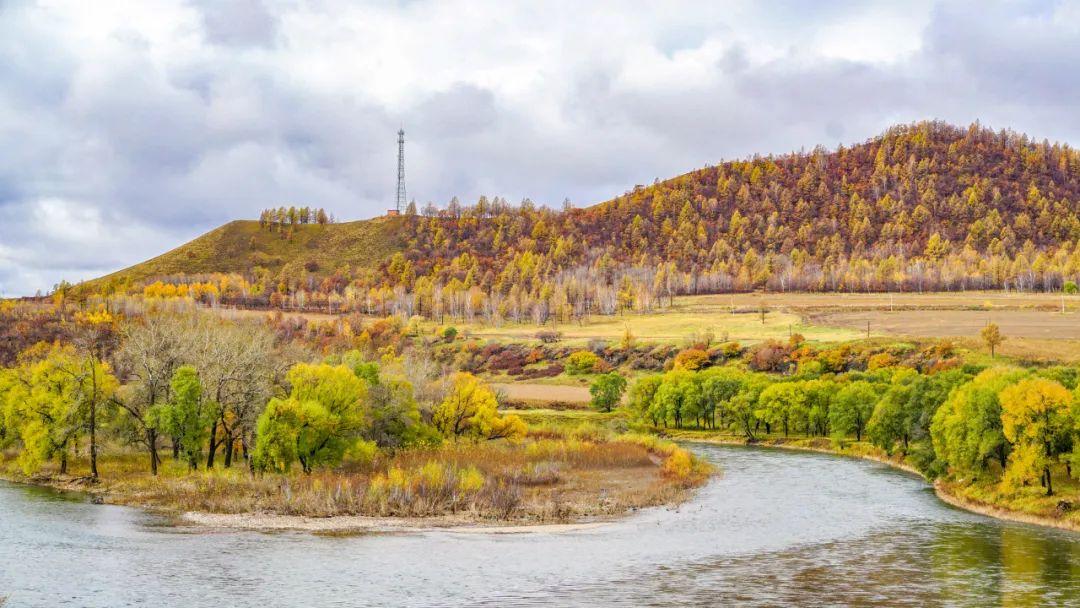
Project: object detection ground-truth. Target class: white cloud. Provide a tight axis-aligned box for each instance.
[0,0,1078,295]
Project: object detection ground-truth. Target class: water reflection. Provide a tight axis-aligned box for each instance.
[1,445,1078,607]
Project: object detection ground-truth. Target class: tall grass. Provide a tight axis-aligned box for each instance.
[2,429,713,522]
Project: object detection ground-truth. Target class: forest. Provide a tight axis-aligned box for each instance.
[75,121,1080,325]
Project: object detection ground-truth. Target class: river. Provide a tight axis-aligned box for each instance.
[2,445,1078,606]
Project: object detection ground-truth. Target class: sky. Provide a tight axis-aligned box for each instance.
[1,0,1079,296]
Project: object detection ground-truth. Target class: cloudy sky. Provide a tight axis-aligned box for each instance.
[1,0,1078,296]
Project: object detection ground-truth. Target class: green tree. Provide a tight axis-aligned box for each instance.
[829,381,879,442]
[628,375,664,426]
[756,382,806,437]
[728,373,771,440]
[930,368,1021,477]
[254,363,369,473]
[589,373,627,413]
[1,343,117,477]
[868,383,912,454]
[155,366,215,471]
[699,367,745,429]
[652,371,701,428]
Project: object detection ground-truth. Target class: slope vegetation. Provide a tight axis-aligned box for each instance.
[87,216,406,292]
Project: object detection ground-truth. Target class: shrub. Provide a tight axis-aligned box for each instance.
[442,326,459,341]
[1065,281,1079,294]
[746,340,791,372]
[867,352,899,370]
[565,350,602,375]
[661,449,694,480]
[536,330,562,343]
[673,348,710,371]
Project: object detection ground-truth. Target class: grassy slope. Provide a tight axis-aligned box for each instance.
[85,216,407,289]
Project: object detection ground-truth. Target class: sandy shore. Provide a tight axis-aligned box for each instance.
[182,511,614,534]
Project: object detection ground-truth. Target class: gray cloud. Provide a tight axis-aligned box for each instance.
[1,0,1079,295]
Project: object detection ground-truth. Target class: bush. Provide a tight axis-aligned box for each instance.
[1066,281,1079,294]
[536,330,562,343]
[867,352,899,370]
[565,350,602,375]
[720,342,742,359]
[673,348,710,370]
[746,340,791,372]
[442,326,458,341]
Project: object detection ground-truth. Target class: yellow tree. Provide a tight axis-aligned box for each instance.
[433,373,524,441]
[981,322,1004,358]
[999,378,1072,495]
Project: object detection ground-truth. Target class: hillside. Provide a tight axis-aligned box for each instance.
[85,216,406,294]
[80,121,1080,317]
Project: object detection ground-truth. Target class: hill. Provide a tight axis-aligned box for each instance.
[85,216,406,294]
[79,121,1080,319]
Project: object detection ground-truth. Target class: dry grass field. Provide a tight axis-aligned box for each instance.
[814,309,1080,339]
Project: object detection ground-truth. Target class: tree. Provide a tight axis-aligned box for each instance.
[652,371,701,428]
[999,377,1072,495]
[829,381,879,442]
[930,368,1020,477]
[156,366,214,471]
[699,367,745,429]
[756,382,807,437]
[0,343,117,477]
[254,363,369,473]
[981,322,1004,358]
[867,383,913,454]
[432,373,524,441]
[112,315,193,474]
[628,375,663,426]
[589,373,627,413]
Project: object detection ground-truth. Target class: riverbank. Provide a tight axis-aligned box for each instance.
[664,430,1080,534]
[0,433,712,533]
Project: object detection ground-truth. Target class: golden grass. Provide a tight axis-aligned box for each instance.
[0,429,711,523]
[83,218,405,291]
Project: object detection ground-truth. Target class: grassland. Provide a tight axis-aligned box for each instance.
[458,308,862,346]
[83,217,405,291]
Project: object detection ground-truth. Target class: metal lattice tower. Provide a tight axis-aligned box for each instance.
[395,129,406,213]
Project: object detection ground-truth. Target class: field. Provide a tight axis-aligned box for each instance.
[813,309,1080,339]
[458,308,861,346]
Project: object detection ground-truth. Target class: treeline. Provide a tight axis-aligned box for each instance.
[630,360,1080,495]
[0,311,524,479]
[258,206,332,233]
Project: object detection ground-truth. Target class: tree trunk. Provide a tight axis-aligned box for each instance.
[206,419,218,469]
[1045,467,1054,496]
[60,451,68,475]
[89,397,98,481]
[224,434,234,468]
[148,428,159,476]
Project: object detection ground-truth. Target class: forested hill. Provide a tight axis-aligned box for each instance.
[81,121,1080,317]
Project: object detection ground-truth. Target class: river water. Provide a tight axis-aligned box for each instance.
[2,445,1078,607]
